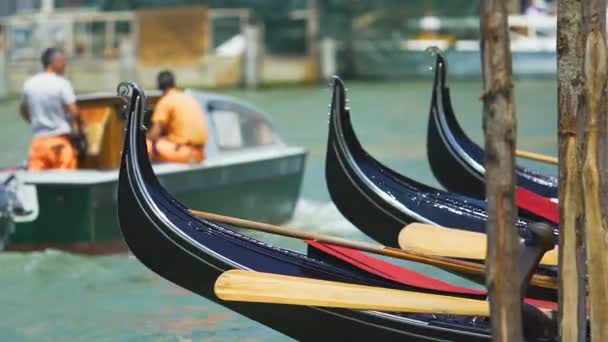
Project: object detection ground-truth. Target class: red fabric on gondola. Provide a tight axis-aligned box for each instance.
[307,240,484,295]
[516,187,559,224]
[306,240,557,311]
[524,298,558,311]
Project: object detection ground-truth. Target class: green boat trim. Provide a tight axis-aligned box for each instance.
[16,146,306,186]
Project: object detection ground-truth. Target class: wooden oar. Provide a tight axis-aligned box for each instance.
[190,210,557,289]
[398,223,558,266]
[215,270,554,317]
[516,149,558,165]
[215,269,490,316]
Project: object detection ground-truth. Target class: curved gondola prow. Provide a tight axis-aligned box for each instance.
[117,83,170,195]
[118,83,188,215]
[325,77,423,246]
[426,55,558,200]
[117,83,193,270]
[427,55,487,199]
[116,83,166,257]
[325,76,489,246]
[325,74,557,249]
[431,55,483,154]
[327,77,366,155]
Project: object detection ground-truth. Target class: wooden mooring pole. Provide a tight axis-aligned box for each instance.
[556,0,587,340]
[0,47,7,99]
[479,1,522,340]
[581,0,608,340]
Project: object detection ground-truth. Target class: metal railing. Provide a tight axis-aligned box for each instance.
[0,7,256,61]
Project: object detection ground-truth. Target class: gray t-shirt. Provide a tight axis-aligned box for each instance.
[22,73,76,137]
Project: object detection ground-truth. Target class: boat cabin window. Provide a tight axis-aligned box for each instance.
[212,111,243,149]
[210,108,275,150]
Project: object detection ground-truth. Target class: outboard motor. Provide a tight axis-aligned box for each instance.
[0,177,15,250]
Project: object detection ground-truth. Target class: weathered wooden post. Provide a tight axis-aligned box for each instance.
[119,37,136,83]
[306,0,319,59]
[556,0,587,340]
[507,0,521,14]
[0,47,8,99]
[479,1,522,340]
[581,0,608,340]
[243,23,261,90]
[105,20,116,56]
[320,37,336,81]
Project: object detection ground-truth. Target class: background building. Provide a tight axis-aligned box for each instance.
[0,0,557,96]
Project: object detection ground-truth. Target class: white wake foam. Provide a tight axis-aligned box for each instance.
[286,199,362,237]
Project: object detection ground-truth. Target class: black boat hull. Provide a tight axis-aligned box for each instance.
[117,83,494,341]
[324,77,553,250]
[427,54,558,200]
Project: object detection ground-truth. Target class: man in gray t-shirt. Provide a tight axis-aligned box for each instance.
[20,48,81,171]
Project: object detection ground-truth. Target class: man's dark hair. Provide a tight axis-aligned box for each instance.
[157,70,176,91]
[41,47,62,68]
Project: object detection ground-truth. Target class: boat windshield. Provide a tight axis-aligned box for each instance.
[202,97,280,152]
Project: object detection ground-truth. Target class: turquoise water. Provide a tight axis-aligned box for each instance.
[0,75,558,341]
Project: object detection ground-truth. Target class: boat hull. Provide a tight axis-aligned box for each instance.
[323,76,560,268]
[426,54,558,200]
[326,133,411,246]
[117,82,493,341]
[120,177,490,341]
[7,151,305,254]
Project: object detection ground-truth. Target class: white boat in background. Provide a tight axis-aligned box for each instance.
[352,14,559,79]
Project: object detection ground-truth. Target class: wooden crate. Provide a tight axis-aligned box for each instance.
[137,6,209,65]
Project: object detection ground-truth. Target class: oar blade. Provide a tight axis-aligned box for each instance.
[516,149,558,165]
[399,223,558,266]
[215,269,490,316]
[399,224,487,259]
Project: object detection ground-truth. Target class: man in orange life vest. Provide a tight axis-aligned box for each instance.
[20,48,81,171]
[147,71,208,164]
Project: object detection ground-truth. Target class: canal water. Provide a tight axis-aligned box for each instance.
[0,72,558,341]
